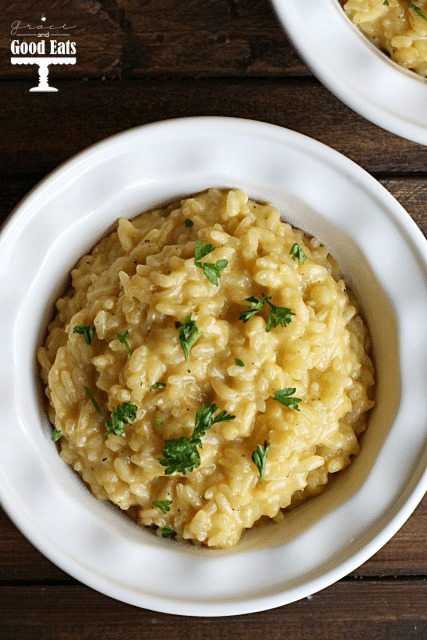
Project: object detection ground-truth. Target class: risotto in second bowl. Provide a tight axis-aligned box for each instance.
[38,189,375,548]
[342,0,427,76]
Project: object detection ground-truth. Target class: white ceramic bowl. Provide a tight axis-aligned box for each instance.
[271,0,427,145]
[0,117,426,616]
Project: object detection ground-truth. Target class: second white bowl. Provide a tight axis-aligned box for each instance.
[271,0,427,145]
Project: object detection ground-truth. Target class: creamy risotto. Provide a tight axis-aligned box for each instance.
[38,189,375,548]
[342,0,427,76]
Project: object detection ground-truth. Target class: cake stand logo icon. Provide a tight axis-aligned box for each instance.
[10,13,77,92]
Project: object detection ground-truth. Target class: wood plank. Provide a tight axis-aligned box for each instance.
[0,1,125,80]
[114,0,309,77]
[0,509,68,581]
[1,79,427,176]
[381,178,427,237]
[0,1,307,79]
[0,580,426,639]
[352,498,427,577]
[1,499,425,582]
[2,175,426,237]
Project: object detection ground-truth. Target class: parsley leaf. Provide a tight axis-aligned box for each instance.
[273,388,301,411]
[160,527,175,538]
[117,330,132,359]
[153,499,172,513]
[239,296,265,323]
[155,415,166,426]
[159,437,201,474]
[197,258,229,286]
[73,324,96,345]
[235,358,244,367]
[84,386,137,436]
[408,1,427,20]
[159,403,235,474]
[195,239,215,262]
[84,386,107,420]
[290,243,307,265]
[239,295,294,332]
[192,403,235,446]
[151,382,166,389]
[264,296,295,332]
[194,240,228,285]
[383,0,389,5]
[252,441,270,480]
[178,315,200,360]
[106,403,138,436]
[184,218,194,228]
[51,428,62,442]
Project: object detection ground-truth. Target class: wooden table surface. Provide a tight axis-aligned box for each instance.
[0,2,426,638]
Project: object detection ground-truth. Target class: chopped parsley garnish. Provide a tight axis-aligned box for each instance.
[51,428,62,442]
[184,218,194,227]
[239,295,294,332]
[195,239,215,262]
[383,0,389,5]
[153,499,172,513]
[264,296,294,332]
[73,324,96,345]
[273,388,301,411]
[290,243,307,265]
[159,437,201,475]
[408,1,427,20]
[84,386,137,436]
[252,441,270,480]
[239,296,265,323]
[178,315,200,360]
[191,403,235,445]
[159,403,235,474]
[117,330,132,359]
[83,386,105,418]
[235,358,244,367]
[155,415,166,427]
[107,403,138,436]
[194,239,228,285]
[160,527,175,538]
[151,382,166,389]
[198,259,229,285]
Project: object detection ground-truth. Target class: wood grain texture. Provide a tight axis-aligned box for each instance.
[1,79,427,177]
[113,0,308,77]
[0,0,308,79]
[0,580,426,639]
[381,178,427,236]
